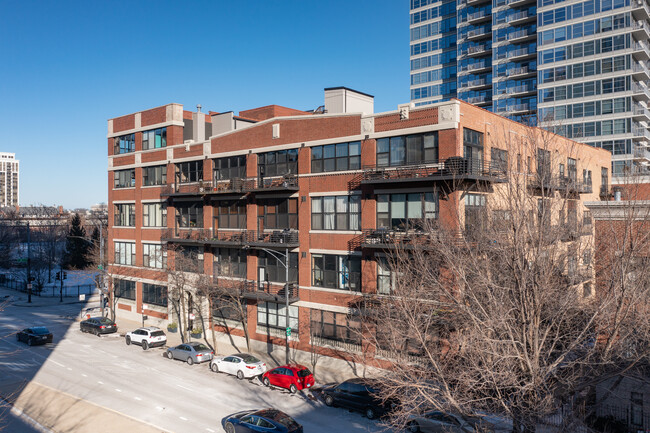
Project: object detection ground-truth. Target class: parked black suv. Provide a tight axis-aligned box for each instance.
[319,378,394,420]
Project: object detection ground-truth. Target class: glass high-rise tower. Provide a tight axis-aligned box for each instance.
[410,0,650,176]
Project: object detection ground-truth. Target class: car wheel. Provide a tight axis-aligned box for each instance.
[289,384,298,394]
[187,357,194,365]
[236,370,244,380]
[324,395,335,407]
[224,422,235,433]
[94,329,99,336]
[125,336,131,345]
[211,363,219,373]
[27,338,33,346]
[142,341,148,351]
[365,407,377,420]
[263,377,270,387]
[166,351,174,360]
[407,421,420,433]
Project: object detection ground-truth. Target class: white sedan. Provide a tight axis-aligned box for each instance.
[210,353,267,380]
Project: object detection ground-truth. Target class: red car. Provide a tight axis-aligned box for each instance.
[262,364,315,393]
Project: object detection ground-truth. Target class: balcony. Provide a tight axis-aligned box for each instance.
[506,0,536,7]
[504,66,535,78]
[359,157,507,186]
[161,175,299,199]
[466,27,492,41]
[459,61,492,75]
[632,20,650,40]
[632,125,650,141]
[528,173,592,194]
[633,103,650,121]
[505,11,535,25]
[466,10,491,25]
[634,147,650,164]
[212,277,299,303]
[459,78,491,90]
[506,29,536,43]
[465,95,492,107]
[507,47,536,61]
[632,61,650,80]
[632,0,650,20]
[462,44,492,57]
[360,229,434,250]
[632,40,650,61]
[466,0,491,7]
[162,229,300,249]
[504,84,536,97]
[632,81,650,101]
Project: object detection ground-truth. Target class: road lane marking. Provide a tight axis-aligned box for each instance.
[155,406,164,411]
[180,416,188,421]
[176,384,192,391]
[81,374,88,377]
[97,381,104,385]
[66,368,72,371]
[134,397,142,401]
[206,429,215,432]
[115,389,122,392]
[49,360,64,367]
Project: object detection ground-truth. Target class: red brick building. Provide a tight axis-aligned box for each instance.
[107,88,611,364]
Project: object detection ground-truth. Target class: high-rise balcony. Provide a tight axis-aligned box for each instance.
[466,26,492,41]
[632,20,650,40]
[632,40,650,61]
[506,0,535,7]
[504,83,536,97]
[506,29,536,43]
[632,124,650,141]
[632,61,650,81]
[465,94,491,105]
[459,61,492,74]
[632,0,650,20]
[528,173,592,194]
[504,65,535,78]
[462,44,492,57]
[633,103,650,121]
[505,11,535,25]
[632,81,650,101]
[633,146,650,164]
[459,78,491,90]
[507,46,536,61]
[465,0,491,7]
[466,10,491,25]
[359,157,507,186]
[161,174,299,199]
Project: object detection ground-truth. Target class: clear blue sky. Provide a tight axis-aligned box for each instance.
[0,1,408,210]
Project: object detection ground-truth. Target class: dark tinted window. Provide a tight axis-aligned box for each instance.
[151,331,165,337]
[241,355,260,364]
[284,369,294,376]
[297,369,312,377]
[32,327,49,335]
[337,382,351,392]
[190,343,209,351]
[240,415,253,424]
[98,317,113,325]
[268,411,300,430]
[258,418,275,428]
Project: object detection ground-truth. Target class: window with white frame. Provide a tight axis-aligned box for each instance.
[114,241,135,266]
[257,301,298,330]
[311,195,361,231]
[143,243,166,269]
[143,203,167,227]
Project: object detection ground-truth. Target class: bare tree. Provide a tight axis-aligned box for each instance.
[358,127,650,433]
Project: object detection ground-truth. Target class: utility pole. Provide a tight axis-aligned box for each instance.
[26,223,31,303]
[284,246,290,365]
[99,221,105,316]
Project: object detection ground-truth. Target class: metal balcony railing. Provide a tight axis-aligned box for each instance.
[529,173,592,194]
[162,228,299,248]
[161,174,299,197]
[460,78,488,88]
[506,11,531,22]
[466,95,489,104]
[633,103,650,118]
[360,157,507,184]
[211,277,299,303]
[467,27,491,38]
[633,124,650,140]
[507,47,536,59]
[632,81,650,100]
[634,147,650,161]
[466,10,489,22]
[507,29,534,41]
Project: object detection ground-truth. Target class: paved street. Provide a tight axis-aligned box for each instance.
[0,291,389,432]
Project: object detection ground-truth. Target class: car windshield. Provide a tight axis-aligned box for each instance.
[297,368,312,377]
[151,331,165,337]
[190,343,209,351]
[32,327,49,335]
[242,355,260,364]
[98,317,113,325]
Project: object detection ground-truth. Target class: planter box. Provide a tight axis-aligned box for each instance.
[190,332,202,339]
[167,327,178,333]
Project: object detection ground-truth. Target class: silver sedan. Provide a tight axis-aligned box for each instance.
[165,343,214,365]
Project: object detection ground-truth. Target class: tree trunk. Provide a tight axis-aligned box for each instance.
[239,304,250,351]
[208,298,218,354]
[179,291,187,343]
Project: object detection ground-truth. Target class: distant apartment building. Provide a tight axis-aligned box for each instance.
[107,89,609,364]
[409,0,650,181]
[0,152,19,207]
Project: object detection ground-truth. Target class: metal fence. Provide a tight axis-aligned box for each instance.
[0,274,95,298]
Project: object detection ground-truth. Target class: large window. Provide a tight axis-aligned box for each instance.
[258,198,298,229]
[311,195,360,231]
[377,132,438,167]
[214,156,246,181]
[258,149,298,177]
[312,254,361,291]
[212,296,247,322]
[377,192,438,230]
[311,141,361,173]
[310,310,361,344]
[491,148,508,173]
[258,251,298,284]
[114,204,135,227]
[377,257,396,295]
[257,301,298,330]
[142,283,167,307]
[114,241,135,266]
[213,248,247,278]
[114,134,135,155]
[114,169,135,189]
[465,193,487,233]
[176,202,203,228]
[143,243,166,269]
[216,201,246,229]
[143,203,167,227]
[463,128,483,165]
[176,161,203,184]
[176,246,204,273]
[142,165,167,186]
[141,127,167,150]
[113,278,135,300]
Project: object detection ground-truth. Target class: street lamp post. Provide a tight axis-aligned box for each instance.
[259,247,291,364]
[26,223,31,303]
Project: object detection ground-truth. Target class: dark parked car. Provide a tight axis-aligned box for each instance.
[80,317,117,336]
[319,378,395,420]
[165,343,213,365]
[262,364,314,393]
[16,327,53,345]
[221,409,303,433]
